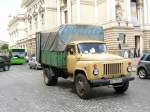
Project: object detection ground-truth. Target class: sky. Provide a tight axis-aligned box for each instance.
[0,0,22,42]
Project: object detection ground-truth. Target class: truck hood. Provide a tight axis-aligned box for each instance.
[77,53,124,61]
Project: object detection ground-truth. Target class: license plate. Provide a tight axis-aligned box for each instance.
[110,78,122,84]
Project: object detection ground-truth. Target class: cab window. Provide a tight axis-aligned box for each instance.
[66,45,76,55]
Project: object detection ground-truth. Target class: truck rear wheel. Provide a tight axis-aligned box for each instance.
[43,67,58,86]
[113,81,129,93]
[75,73,91,99]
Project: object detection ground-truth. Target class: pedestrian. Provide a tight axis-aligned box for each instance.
[138,49,140,57]
[134,48,137,58]
[124,50,128,58]
[130,48,134,58]
[128,49,131,58]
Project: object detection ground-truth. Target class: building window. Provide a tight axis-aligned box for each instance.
[29,19,32,30]
[34,17,38,30]
[64,10,68,24]
[118,33,126,49]
[118,33,126,44]
[41,13,45,25]
[131,0,138,25]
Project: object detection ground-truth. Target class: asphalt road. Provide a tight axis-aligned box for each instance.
[0,65,150,112]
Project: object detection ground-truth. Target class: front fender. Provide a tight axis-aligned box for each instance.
[74,61,101,80]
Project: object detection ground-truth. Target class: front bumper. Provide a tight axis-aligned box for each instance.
[90,76,135,87]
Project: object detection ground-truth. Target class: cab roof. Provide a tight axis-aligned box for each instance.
[69,40,105,45]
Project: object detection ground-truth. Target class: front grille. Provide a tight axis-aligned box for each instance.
[103,63,123,75]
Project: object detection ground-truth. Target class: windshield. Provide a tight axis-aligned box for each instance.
[12,52,26,57]
[78,43,107,54]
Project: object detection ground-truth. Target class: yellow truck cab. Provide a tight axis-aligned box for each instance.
[36,24,134,99]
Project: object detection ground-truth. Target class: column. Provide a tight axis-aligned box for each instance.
[57,0,61,26]
[38,13,41,31]
[137,0,143,25]
[67,0,72,24]
[44,1,48,29]
[94,0,98,22]
[26,17,30,35]
[125,0,131,22]
[107,0,116,21]
[139,8,142,24]
[107,0,110,21]
[111,0,116,20]
[143,0,148,24]
[147,0,150,24]
[77,0,80,22]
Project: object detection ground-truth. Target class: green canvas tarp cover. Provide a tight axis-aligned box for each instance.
[39,24,104,51]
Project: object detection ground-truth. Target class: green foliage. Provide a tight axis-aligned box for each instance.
[0,44,8,50]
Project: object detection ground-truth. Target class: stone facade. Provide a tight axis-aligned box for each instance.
[19,0,150,56]
[8,13,27,50]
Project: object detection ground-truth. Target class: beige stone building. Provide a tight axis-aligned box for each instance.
[20,0,150,56]
[8,13,27,50]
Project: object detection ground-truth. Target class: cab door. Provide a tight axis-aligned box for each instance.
[67,45,77,74]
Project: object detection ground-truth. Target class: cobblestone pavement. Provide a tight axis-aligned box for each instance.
[0,65,150,112]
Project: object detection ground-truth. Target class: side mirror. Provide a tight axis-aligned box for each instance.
[69,48,74,55]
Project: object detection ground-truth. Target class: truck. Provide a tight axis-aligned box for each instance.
[36,24,134,99]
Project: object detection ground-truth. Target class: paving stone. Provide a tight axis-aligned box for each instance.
[0,65,149,112]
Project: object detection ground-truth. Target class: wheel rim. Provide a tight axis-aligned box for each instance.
[4,65,9,71]
[76,77,85,96]
[139,69,146,78]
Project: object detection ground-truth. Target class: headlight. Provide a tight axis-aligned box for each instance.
[93,68,99,76]
[127,66,132,72]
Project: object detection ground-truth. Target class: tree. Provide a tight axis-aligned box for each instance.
[0,44,8,50]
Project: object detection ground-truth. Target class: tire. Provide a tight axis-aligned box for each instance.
[35,65,38,70]
[43,67,58,86]
[29,64,32,69]
[138,68,147,79]
[75,73,91,99]
[3,65,10,71]
[114,81,129,93]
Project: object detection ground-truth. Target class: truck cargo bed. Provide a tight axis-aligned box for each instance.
[41,51,66,68]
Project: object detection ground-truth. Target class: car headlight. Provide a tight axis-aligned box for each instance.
[127,66,132,72]
[93,68,99,76]
[93,64,99,76]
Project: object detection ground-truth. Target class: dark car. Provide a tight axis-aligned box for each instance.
[0,56,11,71]
[137,54,150,79]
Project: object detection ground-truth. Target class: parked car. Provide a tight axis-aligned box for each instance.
[137,53,150,79]
[0,56,11,71]
[28,56,42,70]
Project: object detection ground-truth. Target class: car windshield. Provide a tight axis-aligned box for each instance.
[78,43,107,54]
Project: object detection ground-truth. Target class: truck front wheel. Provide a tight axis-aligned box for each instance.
[75,73,91,99]
[43,67,58,86]
[113,81,129,93]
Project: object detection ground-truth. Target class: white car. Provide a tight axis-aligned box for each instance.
[28,57,42,70]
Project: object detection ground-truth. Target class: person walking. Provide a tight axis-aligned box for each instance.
[134,48,137,58]
[124,50,128,58]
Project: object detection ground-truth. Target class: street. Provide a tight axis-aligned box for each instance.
[0,65,150,112]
